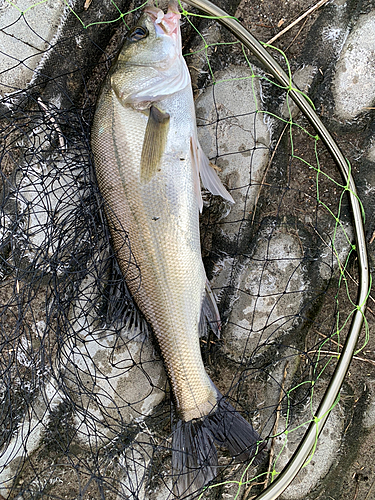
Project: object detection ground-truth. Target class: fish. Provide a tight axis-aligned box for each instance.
[91,3,263,497]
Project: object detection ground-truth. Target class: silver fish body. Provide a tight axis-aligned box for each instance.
[93,77,217,421]
[91,4,262,496]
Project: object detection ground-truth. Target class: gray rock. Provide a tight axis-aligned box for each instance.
[367,142,375,163]
[60,272,167,445]
[363,380,375,430]
[274,385,345,499]
[332,12,375,120]
[318,220,354,280]
[1,124,90,278]
[0,0,67,95]
[196,65,271,242]
[116,432,154,500]
[0,265,166,495]
[148,479,173,500]
[258,359,346,499]
[0,380,62,497]
[218,221,307,360]
[261,354,302,438]
[281,65,318,120]
[62,326,166,443]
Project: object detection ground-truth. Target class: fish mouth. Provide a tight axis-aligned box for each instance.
[144,2,181,37]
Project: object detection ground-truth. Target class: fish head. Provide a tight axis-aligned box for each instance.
[111,2,190,105]
[118,3,182,68]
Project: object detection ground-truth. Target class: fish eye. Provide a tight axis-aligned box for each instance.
[128,26,149,42]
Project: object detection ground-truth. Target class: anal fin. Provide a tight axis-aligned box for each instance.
[199,281,221,338]
[140,105,170,183]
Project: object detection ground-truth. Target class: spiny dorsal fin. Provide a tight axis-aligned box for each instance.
[141,105,170,183]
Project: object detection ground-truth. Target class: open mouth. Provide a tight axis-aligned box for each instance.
[144,2,181,36]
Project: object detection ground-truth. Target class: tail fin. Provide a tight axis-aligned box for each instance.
[172,418,218,498]
[172,395,264,498]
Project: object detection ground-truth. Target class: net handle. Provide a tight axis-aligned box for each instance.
[182,1,370,498]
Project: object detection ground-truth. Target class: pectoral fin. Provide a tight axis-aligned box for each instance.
[141,106,170,183]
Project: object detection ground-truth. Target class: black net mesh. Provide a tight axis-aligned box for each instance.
[0,1,364,499]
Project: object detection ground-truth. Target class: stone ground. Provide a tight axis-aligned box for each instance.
[0,0,375,499]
